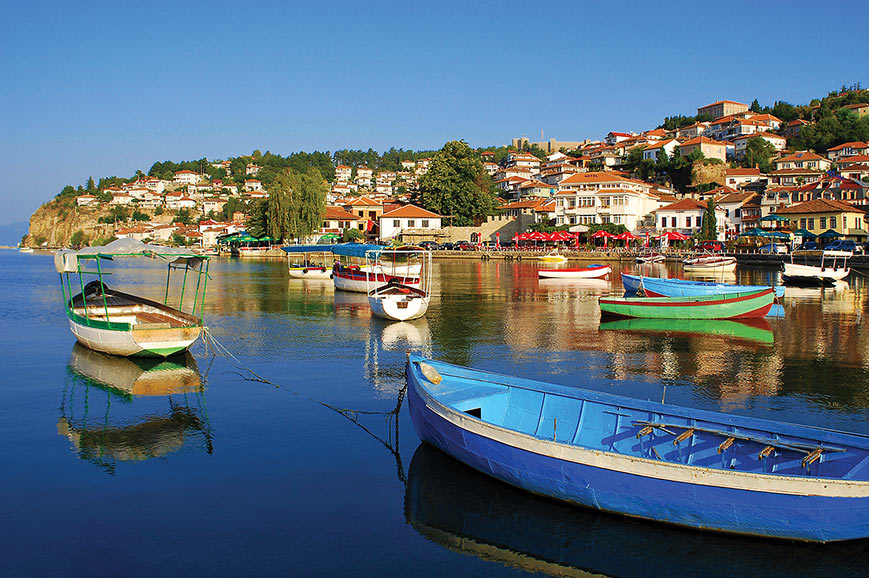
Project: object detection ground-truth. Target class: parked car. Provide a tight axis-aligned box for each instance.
[824,240,863,253]
[456,241,476,251]
[481,241,498,249]
[795,240,818,251]
[439,242,455,251]
[759,243,788,255]
[695,241,725,252]
[417,241,438,250]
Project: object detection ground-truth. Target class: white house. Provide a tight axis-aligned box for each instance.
[76,194,98,206]
[244,179,264,192]
[733,132,787,158]
[379,204,442,240]
[111,192,132,205]
[641,139,679,161]
[173,170,201,185]
[334,165,353,181]
[654,198,726,239]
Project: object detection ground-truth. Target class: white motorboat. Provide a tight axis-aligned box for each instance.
[537,264,611,279]
[366,247,432,321]
[682,255,737,272]
[782,250,851,286]
[539,250,567,263]
[282,245,335,279]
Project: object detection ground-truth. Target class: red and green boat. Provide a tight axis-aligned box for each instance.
[598,288,774,320]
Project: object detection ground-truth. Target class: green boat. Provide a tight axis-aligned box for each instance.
[55,238,210,357]
[598,289,774,320]
[599,317,774,345]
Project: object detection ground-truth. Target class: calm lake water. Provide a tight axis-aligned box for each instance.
[2,250,869,577]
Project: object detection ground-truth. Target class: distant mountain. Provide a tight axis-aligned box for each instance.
[0,221,28,246]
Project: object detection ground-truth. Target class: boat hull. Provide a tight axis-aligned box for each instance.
[600,289,774,319]
[783,262,849,284]
[369,294,429,321]
[69,317,200,357]
[407,357,869,542]
[622,274,785,298]
[683,260,737,272]
[332,268,420,293]
[538,265,611,279]
[288,266,332,279]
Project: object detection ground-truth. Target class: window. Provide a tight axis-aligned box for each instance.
[686,216,692,227]
[671,217,677,228]
[421,220,429,228]
[830,216,837,229]
[807,218,815,230]
[820,217,827,229]
[408,220,415,228]
[800,218,806,229]
[393,220,400,227]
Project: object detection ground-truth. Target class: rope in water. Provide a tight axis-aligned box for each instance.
[199,326,408,481]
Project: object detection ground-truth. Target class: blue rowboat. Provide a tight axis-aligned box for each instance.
[622,273,785,298]
[406,353,869,542]
[406,445,869,577]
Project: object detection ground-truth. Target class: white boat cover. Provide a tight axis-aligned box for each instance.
[55,238,203,273]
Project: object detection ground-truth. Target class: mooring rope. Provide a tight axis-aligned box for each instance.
[198,326,408,482]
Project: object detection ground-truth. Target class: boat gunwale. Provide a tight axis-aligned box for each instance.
[67,289,202,331]
[407,354,869,452]
[600,288,773,308]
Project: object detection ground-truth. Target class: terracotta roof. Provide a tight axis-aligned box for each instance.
[501,199,546,210]
[838,154,869,163]
[678,136,728,147]
[725,168,761,176]
[699,100,748,108]
[380,204,442,219]
[653,198,708,212]
[775,198,864,215]
[344,195,382,207]
[733,132,785,142]
[716,192,757,204]
[827,141,868,152]
[324,206,361,220]
[776,151,825,163]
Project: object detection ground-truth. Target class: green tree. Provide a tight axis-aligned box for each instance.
[70,230,87,248]
[749,98,762,113]
[170,232,186,247]
[741,136,776,172]
[131,209,149,221]
[86,176,96,191]
[343,228,363,242]
[154,206,164,215]
[222,196,244,221]
[267,168,327,240]
[246,200,268,238]
[175,208,192,225]
[416,140,497,226]
[701,198,717,240]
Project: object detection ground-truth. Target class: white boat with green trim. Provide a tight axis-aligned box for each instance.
[55,239,210,358]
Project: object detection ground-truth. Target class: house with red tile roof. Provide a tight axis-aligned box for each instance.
[379,204,443,241]
[723,168,764,190]
[653,198,726,238]
[827,141,869,163]
[173,170,202,185]
[76,194,98,206]
[322,205,364,235]
[733,132,787,158]
[775,198,868,240]
[676,136,728,162]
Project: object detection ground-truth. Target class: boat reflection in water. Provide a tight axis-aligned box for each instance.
[58,344,212,473]
[599,317,775,345]
[364,317,432,394]
[405,444,869,578]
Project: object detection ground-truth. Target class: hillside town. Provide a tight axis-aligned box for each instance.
[64,97,869,250]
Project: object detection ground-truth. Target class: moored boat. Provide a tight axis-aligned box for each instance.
[599,289,774,319]
[331,243,421,293]
[538,250,567,263]
[281,245,334,279]
[636,252,665,264]
[366,246,432,321]
[538,264,611,279]
[683,254,737,272]
[55,239,209,357]
[406,353,869,542]
[621,273,785,298]
[782,250,851,286]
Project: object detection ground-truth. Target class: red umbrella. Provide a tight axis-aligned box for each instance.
[615,231,639,240]
[550,230,573,242]
[529,231,550,241]
[657,231,689,241]
[591,230,615,239]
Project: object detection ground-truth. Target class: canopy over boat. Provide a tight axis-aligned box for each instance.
[55,238,203,273]
[281,245,334,254]
[330,243,386,259]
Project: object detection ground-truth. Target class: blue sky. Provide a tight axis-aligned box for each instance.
[1,0,866,225]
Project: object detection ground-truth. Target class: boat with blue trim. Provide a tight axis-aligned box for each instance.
[622,273,785,298]
[406,353,869,541]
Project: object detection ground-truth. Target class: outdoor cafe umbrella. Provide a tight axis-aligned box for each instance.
[792,228,817,238]
[763,230,791,239]
[657,231,689,241]
[528,231,551,241]
[549,230,573,242]
[817,229,842,239]
[741,228,767,237]
[591,229,615,248]
[615,231,640,241]
[759,214,789,223]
